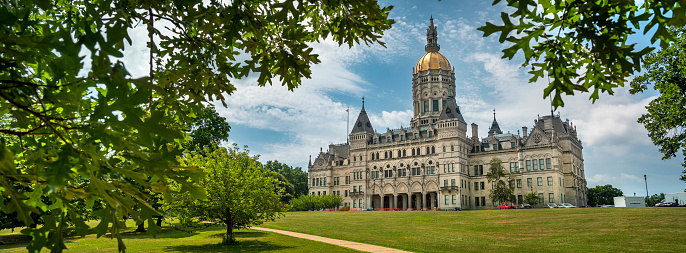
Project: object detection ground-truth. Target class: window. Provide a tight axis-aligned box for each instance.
[346,176,350,184]
[403,150,406,156]
[509,181,515,188]
[492,181,496,189]
[481,197,486,206]
[451,179,456,186]
[445,196,449,205]
[547,176,553,186]
[493,144,498,150]
[442,100,446,109]
[426,147,430,154]
[538,193,544,204]
[312,178,315,186]
[424,100,429,112]
[537,177,543,186]
[414,133,418,139]
[443,146,446,152]
[549,193,554,203]
[432,146,435,153]
[532,160,538,170]
[511,142,515,148]
[515,162,519,172]
[353,201,357,208]
[345,190,348,197]
[539,159,544,170]
[444,180,448,187]
[516,179,522,188]
[387,137,391,142]
[527,178,532,187]
[526,160,531,171]
[480,182,485,190]
[384,151,388,159]
[452,195,457,204]
[412,149,415,156]
[412,168,421,176]
[433,100,439,111]
[316,178,319,186]
[510,162,516,173]
[546,158,551,170]
[451,145,455,151]
[474,182,479,191]
[398,169,407,177]
[475,197,480,206]
[323,191,326,195]
[479,165,484,175]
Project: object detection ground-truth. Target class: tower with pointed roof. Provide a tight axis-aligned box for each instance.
[307,17,587,211]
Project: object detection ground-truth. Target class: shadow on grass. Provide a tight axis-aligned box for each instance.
[165,231,292,252]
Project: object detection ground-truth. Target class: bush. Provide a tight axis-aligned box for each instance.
[288,194,343,211]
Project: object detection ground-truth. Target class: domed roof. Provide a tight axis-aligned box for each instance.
[414,51,452,74]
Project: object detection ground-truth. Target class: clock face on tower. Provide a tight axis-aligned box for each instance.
[533,133,543,143]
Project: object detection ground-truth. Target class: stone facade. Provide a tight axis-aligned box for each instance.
[307,18,588,210]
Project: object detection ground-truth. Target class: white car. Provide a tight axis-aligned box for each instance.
[544,203,558,208]
[558,203,576,208]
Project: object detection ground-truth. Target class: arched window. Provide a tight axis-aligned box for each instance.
[432,146,435,153]
[412,149,415,156]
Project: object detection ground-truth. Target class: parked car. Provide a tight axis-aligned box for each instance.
[499,202,517,209]
[544,203,558,208]
[656,202,678,207]
[600,205,614,208]
[520,203,532,209]
[558,203,576,208]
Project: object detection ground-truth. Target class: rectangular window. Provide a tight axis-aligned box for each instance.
[444,180,448,187]
[549,193,555,203]
[312,178,315,186]
[451,145,455,151]
[516,179,522,188]
[480,182,485,190]
[424,100,429,112]
[537,177,543,186]
[481,197,486,206]
[345,190,348,197]
[353,186,357,192]
[359,199,362,208]
[474,182,479,191]
[475,197,480,206]
[515,162,519,172]
[533,160,538,170]
[445,196,449,205]
[433,100,439,111]
[546,158,551,170]
[451,179,456,186]
[526,160,531,171]
[538,193,544,204]
[511,142,515,148]
[323,191,326,195]
[509,180,515,188]
[527,178,532,187]
[353,201,357,208]
[452,195,457,204]
[548,176,553,186]
[518,195,523,205]
[539,159,545,171]
[479,165,484,175]
[492,181,496,189]
[510,162,515,173]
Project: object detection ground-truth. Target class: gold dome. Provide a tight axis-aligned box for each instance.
[414,51,452,74]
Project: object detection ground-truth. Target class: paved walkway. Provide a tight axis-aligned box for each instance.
[252,227,413,253]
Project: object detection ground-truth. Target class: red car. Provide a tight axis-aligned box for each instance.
[499,202,517,209]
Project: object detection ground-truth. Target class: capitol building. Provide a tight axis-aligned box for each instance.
[308,18,588,210]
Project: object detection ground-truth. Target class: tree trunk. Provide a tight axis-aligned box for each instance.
[223,215,236,245]
[156,217,163,227]
[135,222,146,233]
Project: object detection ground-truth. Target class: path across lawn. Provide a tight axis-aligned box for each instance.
[253,227,412,253]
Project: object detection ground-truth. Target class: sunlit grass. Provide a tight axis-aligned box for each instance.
[260,208,686,252]
[0,219,357,252]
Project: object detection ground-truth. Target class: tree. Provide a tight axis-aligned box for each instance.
[587,185,624,207]
[184,105,231,152]
[479,0,686,107]
[486,158,515,205]
[170,144,286,244]
[262,160,309,202]
[524,192,540,206]
[630,27,686,184]
[1,1,393,251]
[646,193,666,207]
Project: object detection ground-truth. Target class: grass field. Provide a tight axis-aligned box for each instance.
[0,220,357,253]
[260,207,686,252]
[1,208,683,252]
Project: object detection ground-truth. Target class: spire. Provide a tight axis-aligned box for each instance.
[425,16,440,52]
[351,97,374,134]
[489,108,503,135]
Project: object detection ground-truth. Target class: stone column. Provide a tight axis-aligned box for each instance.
[380,195,384,209]
[422,192,427,210]
[394,194,398,209]
[403,194,408,210]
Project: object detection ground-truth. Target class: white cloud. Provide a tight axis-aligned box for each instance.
[620,173,642,182]
[587,174,617,185]
[368,110,414,131]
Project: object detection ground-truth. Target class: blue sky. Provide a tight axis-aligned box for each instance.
[118,1,685,196]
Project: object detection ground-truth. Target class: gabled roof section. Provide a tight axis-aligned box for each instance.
[438,97,465,122]
[351,104,374,134]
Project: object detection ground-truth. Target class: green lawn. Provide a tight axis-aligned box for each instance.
[0,220,357,253]
[259,208,686,252]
